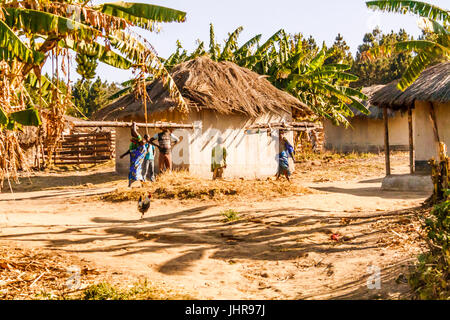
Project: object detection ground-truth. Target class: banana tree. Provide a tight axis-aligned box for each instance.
[366,1,449,90]
[113,26,366,125]
[0,0,188,118]
[0,0,187,184]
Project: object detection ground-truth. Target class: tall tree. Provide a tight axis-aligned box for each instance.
[71,78,119,118]
[351,28,414,87]
[325,33,354,66]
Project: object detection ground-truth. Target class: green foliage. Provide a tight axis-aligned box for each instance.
[409,191,450,299]
[97,1,186,30]
[366,1,449,22]
[426,191,450,251]
[0,0,188,118]
[71,77,119,118]
[0,20,43,64]
[366,0,449,90]
[0,107,41,129]
[9,108,41,127]
[325,33,354,66]
[80,280,192,300]
[351,28,414,87]
[222,209,241,222]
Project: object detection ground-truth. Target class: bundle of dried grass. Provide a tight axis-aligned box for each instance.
[0,246,101,300]
[102,170,315,202]
[0,62,30,188]
[96,56,312,121]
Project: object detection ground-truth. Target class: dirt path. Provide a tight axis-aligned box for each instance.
[0,171,429,299]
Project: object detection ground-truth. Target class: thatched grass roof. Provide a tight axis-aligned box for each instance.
[95,56,312,121]
[370,62,450,110]
[352,85,398,119]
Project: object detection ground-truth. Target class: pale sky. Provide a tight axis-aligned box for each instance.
[46,0,449,84]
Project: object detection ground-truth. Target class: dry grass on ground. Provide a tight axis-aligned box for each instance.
[100,152,407,203]
[3,152,409,201]
[0,245,193,300]
[102,170,316,202]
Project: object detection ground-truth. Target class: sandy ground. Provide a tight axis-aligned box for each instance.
[0,153,430,300]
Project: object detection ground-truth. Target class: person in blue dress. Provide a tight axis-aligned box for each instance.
[123,123,148,187]
[276,130,295,182]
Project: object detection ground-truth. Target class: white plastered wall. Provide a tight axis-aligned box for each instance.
[114,109,293,179]
[414,101,450,162]
[323,114,409,153]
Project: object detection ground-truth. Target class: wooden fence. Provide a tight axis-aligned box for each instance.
[46,131,115,165]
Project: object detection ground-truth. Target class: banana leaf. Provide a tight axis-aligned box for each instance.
[220,26,244,61]
[9,108,41,127]
[63,38,133,70]
[0,107,8,126]
[366,1,449,22]
[397,50,435,90]
[97,2,186,30]
[4,8,99,41]
[0,20,44,64]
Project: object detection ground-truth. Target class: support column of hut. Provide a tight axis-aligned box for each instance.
[383,106,391,176]
[408,106,415,174]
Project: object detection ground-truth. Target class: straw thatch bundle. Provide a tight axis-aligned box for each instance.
[95,56,312,121]
[351,85,398,119]
[370,62,450,110]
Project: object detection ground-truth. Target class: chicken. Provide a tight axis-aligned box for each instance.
[138,193,151,219]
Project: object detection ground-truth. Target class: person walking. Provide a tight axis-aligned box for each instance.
[150,128,180,173]
[276,130,295,182]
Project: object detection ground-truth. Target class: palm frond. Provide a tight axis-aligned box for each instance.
[366,1,449,22]
[97,1,186,31]
[0,20,43,64]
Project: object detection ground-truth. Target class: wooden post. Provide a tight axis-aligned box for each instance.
[429,102,440,143]
[408,106,415,174]
[384,106,391,176]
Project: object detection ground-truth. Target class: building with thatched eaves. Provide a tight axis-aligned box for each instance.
[323,85,409,153]
[95,56,313,178]
[370,62,450,191]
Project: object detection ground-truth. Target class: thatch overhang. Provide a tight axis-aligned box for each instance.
[370,62,450,111]
[351,85,398,119]
[95,56,312,121]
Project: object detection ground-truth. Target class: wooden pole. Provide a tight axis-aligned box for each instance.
[247,122,322,130]
[408,106,415,174]
[71,121,195,129]
[384,106,391,176]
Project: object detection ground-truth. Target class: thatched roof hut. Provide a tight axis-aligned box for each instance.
[95,56,312,121]
[370,62,450,110]
[364,61,450,182]
[100,57,312,179]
